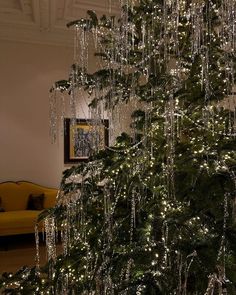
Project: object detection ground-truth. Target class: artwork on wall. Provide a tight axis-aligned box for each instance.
[64,118,109,163]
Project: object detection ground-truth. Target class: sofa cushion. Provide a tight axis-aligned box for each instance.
[27,194,45,210]
[0,210,43,236]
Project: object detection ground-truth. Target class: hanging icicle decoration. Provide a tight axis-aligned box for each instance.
[216,193,229,284]
[44,216,57,284]
[162,221,169,269]
[182,251,197,295]
[130,186,136,243]
[80,26,89,85]
[120,0,130,67]
[69,66,78,121]
[49,90,58,144]
[167,0,180,57]
[44,216,57,263]
[35,224,40,271]
[220,0,236,55]
[162,0,168,64]
[104,184,113,245]
[125,258,134,283]
[204,192,230,294]
[73,23,89,86]
[59,187,83,256]
[164,95,176,199]
[191,0,204,58]
[177,252,183,294]
[49,85,70,143]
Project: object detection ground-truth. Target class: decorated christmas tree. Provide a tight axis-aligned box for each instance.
[1,0,236,294]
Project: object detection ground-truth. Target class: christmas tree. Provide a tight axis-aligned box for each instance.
[1,0,236,294]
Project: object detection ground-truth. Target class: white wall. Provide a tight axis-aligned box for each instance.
[0,40,136,188]
[0,40,75,188]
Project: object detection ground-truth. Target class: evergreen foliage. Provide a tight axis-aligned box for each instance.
[1,0,236,294]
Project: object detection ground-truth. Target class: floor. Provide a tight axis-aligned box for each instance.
[0,234,62,273]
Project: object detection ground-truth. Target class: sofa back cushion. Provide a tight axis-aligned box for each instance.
[0,182,27,211]
[0,181,58,211]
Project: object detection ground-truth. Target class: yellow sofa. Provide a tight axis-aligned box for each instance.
[0,181,58,236]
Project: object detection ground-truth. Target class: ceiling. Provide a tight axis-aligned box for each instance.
[0,0,121,47]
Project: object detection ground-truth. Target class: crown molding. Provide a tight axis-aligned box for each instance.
[0,22,74,47]
[0,0,121,47]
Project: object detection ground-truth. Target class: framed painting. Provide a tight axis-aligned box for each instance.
[64,118,109,163]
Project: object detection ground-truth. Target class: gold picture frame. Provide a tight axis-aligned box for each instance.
[64,118,109,163]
